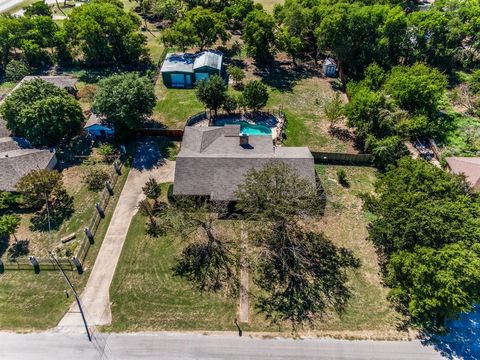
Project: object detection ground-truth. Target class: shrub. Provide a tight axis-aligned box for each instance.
[97,143,117,163]
[222,94,238,114]
[336,169,349,187]
[228,66,245,86]
[241,80,268,112]
[82,166,110,192]
[5,60,30,82]
[8,240,29,260]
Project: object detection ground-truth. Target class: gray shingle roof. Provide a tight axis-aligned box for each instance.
[0,147,57,191]
[21,76,77,90]
[173,126,315,200]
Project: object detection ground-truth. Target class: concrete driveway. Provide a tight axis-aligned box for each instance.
[57,140,175,330]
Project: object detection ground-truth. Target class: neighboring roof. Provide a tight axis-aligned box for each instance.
[174,126,315,201]
[84,113,112,129]
[193,51,223,71]
[446,157,480,189]
[21,76,77,89]
[0,147,56,191]
[161,53,196,73]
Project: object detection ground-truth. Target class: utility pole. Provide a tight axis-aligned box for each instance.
[49,252,92,342]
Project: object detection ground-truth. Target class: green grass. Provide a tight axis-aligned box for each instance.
[154,85,204,128]
[438,111,480,157]
[106,187,238,332]
[0,157,131,330]
[267,77,352,152]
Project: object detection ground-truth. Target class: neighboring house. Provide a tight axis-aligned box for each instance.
[446,157,480,191]
[84,113,114,139]
[11,75,78,95]
[173,125,316,201]
[161,51,223,88]
[0,136,57,192]
[323,58,337,77]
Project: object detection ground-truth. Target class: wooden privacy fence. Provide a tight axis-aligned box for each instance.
[1,159,124,273]
[312,152,374,165]
[134,128,184,140]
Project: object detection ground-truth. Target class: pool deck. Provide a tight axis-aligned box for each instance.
[191,113,285,142]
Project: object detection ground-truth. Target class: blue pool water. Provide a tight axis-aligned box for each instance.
[220,120,271,136]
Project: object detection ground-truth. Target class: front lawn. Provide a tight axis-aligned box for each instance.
[107,168,403,339]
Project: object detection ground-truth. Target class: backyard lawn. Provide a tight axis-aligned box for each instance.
[107,168,403,339]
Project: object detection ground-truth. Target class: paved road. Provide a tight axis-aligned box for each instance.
[0,332,444,360]
[58,141,175,329]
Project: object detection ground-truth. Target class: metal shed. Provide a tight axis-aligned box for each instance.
[161,51,223,88]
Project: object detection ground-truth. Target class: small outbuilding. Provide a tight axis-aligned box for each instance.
[323,58,337,77]
[84,113,114,139]
[161,51,224,88]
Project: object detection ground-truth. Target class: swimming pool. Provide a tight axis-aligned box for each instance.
[220,120,272,136]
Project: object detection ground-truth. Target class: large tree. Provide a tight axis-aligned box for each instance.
[63,0,147,66]
[184,7,229,51]
[386,242,480,331]
[240,80,269,112]
[363,158,479,258]
[195,75,227,115]
[235,162,358,329]
[93,73,156,131]
[384,63,447,115]
[243,9,276,63]
[0,79,83,146]
[15,169,62,209]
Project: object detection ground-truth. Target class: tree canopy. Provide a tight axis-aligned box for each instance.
[63,0,147,66]
[93,73,156,131]
[195,75,227,115]
[240,80,269,112]
[0,79,83,146]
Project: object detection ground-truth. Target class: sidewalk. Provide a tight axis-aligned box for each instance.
[57,140,175,330]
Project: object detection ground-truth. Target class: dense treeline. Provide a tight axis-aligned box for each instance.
[152,0,480,74]
[363,158,480,331]
[0,0,148,75]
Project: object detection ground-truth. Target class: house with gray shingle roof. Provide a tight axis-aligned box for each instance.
[173,125,316,201]
[13,76,78,95]
[0,135,57,192]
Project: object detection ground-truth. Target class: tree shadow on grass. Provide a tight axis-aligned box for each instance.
[420,305,480,360]
[254,60,322,92]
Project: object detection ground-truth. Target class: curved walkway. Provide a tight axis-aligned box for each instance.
[57,140,175,330]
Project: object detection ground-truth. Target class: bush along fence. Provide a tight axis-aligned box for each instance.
[0,159,125,273]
